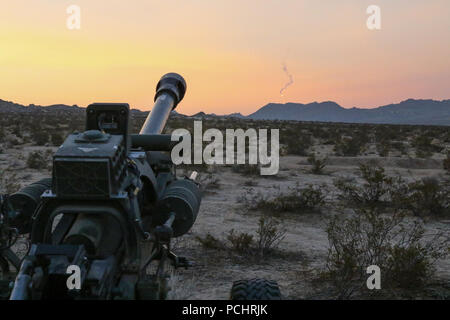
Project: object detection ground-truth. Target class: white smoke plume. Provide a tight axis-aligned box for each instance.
[280,62,294,96]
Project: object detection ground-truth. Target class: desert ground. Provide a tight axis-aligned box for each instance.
[172,155,449,299]
[0,112,449,299]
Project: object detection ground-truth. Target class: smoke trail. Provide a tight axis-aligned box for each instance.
[280,62,294,96]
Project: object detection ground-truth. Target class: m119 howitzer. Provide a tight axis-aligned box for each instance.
[1,73,202,299]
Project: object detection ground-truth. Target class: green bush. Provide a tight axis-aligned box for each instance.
[33,131,49,146]
[0,169,20,194]
[231,164,260,176]
[334,164,401,208]
[51,132,65,146]
[239,184,325,214]
[26,151,48,170]
[307,153,328,174]
[326,208,448,298]
[402,178,450,217]
[443,154,450,174]
[334,137,366,157]
[412,134,442,158]
[227,229,254,254]
[195,234,225,250]
[256,216,285,258]
[376,141,391,157]
[283,131,312,156]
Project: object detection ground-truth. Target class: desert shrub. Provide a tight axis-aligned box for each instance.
[387,246,433,290]
[325,208,448,298]
[51,132,65,146]
[227,229,254,254]
[307,153,328,174]
[334,164,403,209]
[195,233,225,250]
[196,218,285,259]
[0,168,20,194]
[391,141,406,155]
[376,141,391,157]
[244,179,258,187]
[33,131,49,146]
[26,151,48,170]
[198,173,220,193]
[256,216,286,258]
[231,164,260,176]
[284,133,312,156]
[11,125,22,138]
[412,134,442,158]
[334,137,365,157]
[5,135,20,148]
[443,154,450,174]
[401,178,450,217]
[239,184,325,213]
[225,216,285,258]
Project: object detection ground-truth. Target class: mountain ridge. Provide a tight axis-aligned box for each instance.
[1,98,449,125]
[246,99,450,125]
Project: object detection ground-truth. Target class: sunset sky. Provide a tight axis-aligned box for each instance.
[0,0,449,115]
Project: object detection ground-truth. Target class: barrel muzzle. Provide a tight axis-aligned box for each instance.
[139,73,187,135]
[154,73,187,109]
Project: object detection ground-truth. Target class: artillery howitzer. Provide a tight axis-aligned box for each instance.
[0,73,281,300]
[0,73,202,299]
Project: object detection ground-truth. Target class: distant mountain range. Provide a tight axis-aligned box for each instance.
[0,99,148,116]
[245,99,450,125]
[194,99,450,125]
[1,98,449,125]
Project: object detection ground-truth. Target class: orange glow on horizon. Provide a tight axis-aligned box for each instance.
[0,1,449,115]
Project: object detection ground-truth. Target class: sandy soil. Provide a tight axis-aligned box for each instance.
[1,144,449,299]
[169,155,450,299]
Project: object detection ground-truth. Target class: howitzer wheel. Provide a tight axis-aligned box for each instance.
[230,278,281,300]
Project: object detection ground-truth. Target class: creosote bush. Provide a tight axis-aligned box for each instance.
[227,229,254,254]
[195,234,225,250]
[444,154,450,174]
[196,217,285,259]
[198,173,220,193]
[334,136,366,157]
[238,184,325,214]
[283,132,312,156]
[33,131,49,146]
[0,168,20,194]
[401,178,450,217]
[51,132,65,146]
[307,153,328,174]
[26,151,48,170]
[334,164,403,209]
[231,164,260,176]
[412,134,442,158]
[325,208,448,299]
[256,216,286,258]
[334,164,449,217]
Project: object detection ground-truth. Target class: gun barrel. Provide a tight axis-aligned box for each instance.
[140,73,186,135]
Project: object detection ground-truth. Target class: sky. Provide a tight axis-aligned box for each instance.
[0,0,449,115]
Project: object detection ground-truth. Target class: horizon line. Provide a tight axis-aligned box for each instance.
[1,97,449,117]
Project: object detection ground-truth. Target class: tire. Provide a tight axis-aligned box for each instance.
[230,278,281,300]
